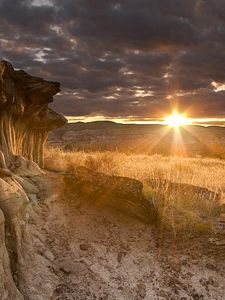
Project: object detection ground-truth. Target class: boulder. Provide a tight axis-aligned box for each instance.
[64,167,157,223]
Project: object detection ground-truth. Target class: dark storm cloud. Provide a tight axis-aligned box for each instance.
[66,1,197,50]
[1,0,225,119]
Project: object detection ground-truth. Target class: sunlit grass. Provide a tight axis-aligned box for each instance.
[45,147,224,236]
[45,147,225,193]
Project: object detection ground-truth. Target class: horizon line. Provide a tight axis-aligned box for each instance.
[65,115,225,127]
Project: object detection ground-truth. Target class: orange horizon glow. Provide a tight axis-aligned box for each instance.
[65,115,225,127]
[164,111,189,128]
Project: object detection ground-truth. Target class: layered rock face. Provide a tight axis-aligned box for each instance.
[0,61,66,299]
[0,60,67,167]
[64,166,157,223]
[0,208,23,300]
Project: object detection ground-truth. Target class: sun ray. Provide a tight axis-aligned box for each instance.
[127,125,171,154]
[164,111,189,128]
[162,111,189,156]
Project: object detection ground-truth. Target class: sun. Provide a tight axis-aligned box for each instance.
[165,111,188,128]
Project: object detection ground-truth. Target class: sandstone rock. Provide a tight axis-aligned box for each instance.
[0,60,67,168]
[64,167,157,223]
[10,155,44,177]
[0,177,29,218]
[0,208,24,300]
[27,193,38,202]
[0,167,12,177]
[148,179,220,202]
[13,175,39,194]
[0,150,7,168]
[0,151,12,177]
[0,61,67,300]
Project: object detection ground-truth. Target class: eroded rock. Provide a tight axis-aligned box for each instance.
[0,60,67,168]
[64,166,157,223]
[148,179,220,202]
[0,62,66,299]
[0,208,24,300]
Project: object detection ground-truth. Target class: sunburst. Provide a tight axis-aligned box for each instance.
[165,111,188,128]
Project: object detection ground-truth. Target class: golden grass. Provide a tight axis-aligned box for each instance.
[45,147,225,192]
[45,147,224,236]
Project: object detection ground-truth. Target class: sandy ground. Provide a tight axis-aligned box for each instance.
[27,174,225,300]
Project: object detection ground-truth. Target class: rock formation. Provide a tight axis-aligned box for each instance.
[0,61,66,299]
[64,166,157,223]
[0,60,67,167]
[0,61,224,300]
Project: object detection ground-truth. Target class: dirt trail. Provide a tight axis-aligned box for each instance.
[27,174,225,300]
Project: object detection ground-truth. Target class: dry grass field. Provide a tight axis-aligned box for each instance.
[45,147,225,236]
[45,147,225,191]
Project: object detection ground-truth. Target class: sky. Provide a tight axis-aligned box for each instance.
[1,0,225,125]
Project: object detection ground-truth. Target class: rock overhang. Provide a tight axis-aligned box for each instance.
[0,60,67,167]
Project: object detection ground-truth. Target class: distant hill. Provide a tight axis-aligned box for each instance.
[48,121,225,158]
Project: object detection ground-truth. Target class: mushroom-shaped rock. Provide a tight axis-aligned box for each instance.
[0,61,67,167]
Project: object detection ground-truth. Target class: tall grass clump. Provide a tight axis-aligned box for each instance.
[143,185,219,237]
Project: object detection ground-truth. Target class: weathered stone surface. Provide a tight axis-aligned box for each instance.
[0,166,57,299]
[0,177,29,218]
[0,60,67,167]
[0,61,67,299]
[0,208,24,300]
[0,150,7,168]
[13,175,39,194]
[64,166,157,223]
[9,155,44,177]
[148,179,220,202]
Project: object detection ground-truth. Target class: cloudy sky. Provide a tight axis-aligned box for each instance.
[1,0,225,124]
